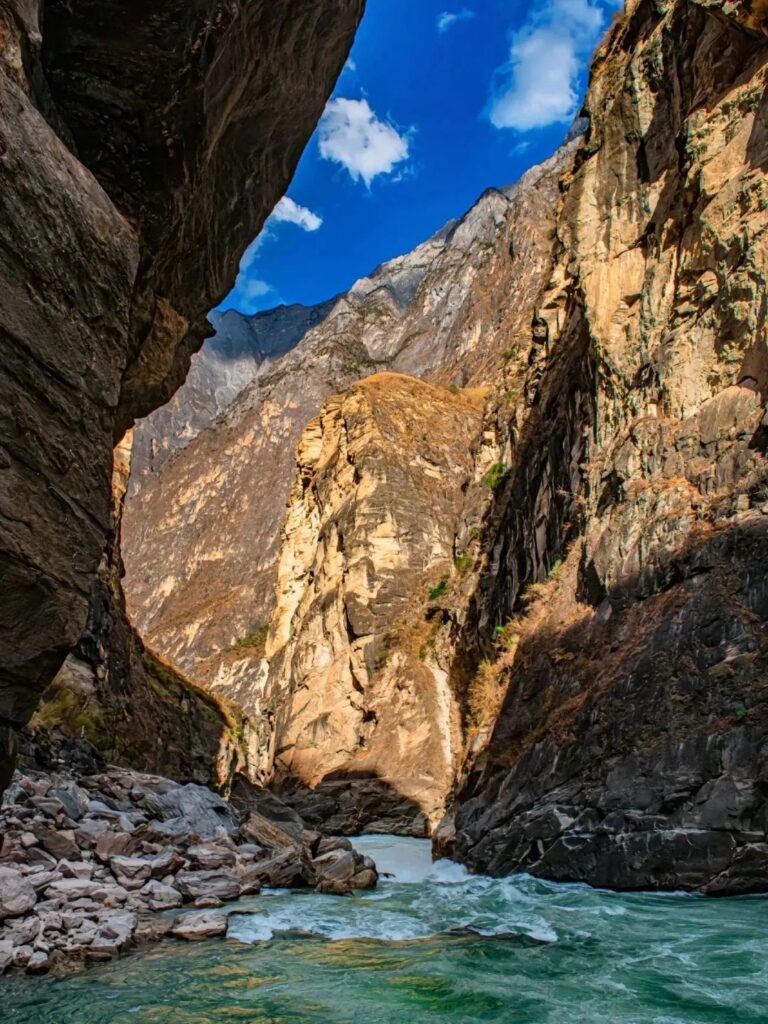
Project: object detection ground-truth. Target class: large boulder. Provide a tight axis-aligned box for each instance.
[0,868,36,920]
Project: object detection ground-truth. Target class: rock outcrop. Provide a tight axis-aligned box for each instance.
[121,146,574,699]
[444,0,768,893]
[0,759,377,974]
[263,374,485,832]
[0,0,364,787]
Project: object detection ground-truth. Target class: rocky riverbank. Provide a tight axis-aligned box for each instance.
[0,754,377,976]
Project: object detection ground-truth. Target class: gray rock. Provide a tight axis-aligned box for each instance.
[49,785,90,822]
[142,785,237,839]
[175,870,240,901]
[139,881,182,911]
[0,868,37,920]
[109,855,151,889]
[169,910,228,941]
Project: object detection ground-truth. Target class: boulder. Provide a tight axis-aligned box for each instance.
[240,811,303,851]
[75,819,109,848]
[33,827,80,861]
[133,914,175,945]
[312,849,378,892]
[0,939,13,974]
[242,847,314,889]
[109,855,151,890]
[187,842,236,870]
[139,881,182,912]
[142,785,237,839]
[175,870,240,901]
[95,831,137,863]
[59,860,94,880]
[48,785,90,822]
[0,868,37,920]
[169,911,229,941]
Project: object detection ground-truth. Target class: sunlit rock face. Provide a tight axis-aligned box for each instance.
[0,0,364,788]
[445,0,768,893]
[121,147,573,700]
[263,374,485,833]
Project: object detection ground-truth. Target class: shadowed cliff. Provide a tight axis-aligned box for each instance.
[0,0,365,789]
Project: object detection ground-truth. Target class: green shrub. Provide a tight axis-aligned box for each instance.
[454,554,474,573]
[547,558,563,580]
[228,624,269,653]
[483,462,511,491]
[428,577,449,601]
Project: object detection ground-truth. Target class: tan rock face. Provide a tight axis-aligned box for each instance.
[0,0,364,787]
[446,0,768,892]
[121,146,574,696]
[263,374,484,828]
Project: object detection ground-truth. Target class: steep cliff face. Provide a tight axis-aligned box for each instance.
[30,433,256,789]
[130,303,335,481]
[446,0,768,893]
[121,147,573,696]
[0,0,364,788]
[263,374,485,833]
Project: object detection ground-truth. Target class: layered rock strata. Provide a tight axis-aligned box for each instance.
[444,0,768,893]
[0,0,364,786]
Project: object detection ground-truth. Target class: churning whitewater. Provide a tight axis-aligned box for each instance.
[4,838,766,1023]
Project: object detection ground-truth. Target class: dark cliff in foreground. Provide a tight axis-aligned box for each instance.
[0,0,364,789]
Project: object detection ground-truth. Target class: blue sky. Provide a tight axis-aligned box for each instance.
[221,0,621,315]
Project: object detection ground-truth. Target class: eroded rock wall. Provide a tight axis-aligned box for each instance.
[446,0,768,893]
[121,147,573,698]
[0,0,364,786]
[263,374,485,833]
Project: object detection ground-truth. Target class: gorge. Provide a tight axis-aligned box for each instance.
[3,0,768,1018]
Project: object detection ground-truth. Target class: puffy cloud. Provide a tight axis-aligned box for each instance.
[230,195,321,312]
[269,196,323,232]
[489,0,616,132]
[437,8,475,33]
[240,278,271,302]
[318,98,410,187]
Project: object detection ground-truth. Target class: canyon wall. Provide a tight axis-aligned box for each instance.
[115,0,768,890]
[0,0,364,789]
[445,0,768,892]
[121,147,572,705]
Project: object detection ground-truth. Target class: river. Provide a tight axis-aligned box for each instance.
[3,836,766,1023]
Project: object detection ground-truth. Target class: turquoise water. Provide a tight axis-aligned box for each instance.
[3,836,767,1024]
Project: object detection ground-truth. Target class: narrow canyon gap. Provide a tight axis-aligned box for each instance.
[0,0,365,790]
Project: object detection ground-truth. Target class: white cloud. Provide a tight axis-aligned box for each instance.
[489,0,613,132]
[241,278,271,301]
[269,196,323,232]
[344,57,357,72]
[230,195,321,312]
[318,98,410,187]
[437,8,475,33]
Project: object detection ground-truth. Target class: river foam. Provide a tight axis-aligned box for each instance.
[5,836,768,1023]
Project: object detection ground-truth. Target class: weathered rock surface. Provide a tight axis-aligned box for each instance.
[131,302,335,481]
[442,0,768,893]
[0,0,364,786]
[263,374,485,831]
[120,147,573,703]
[0,759,376,974]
